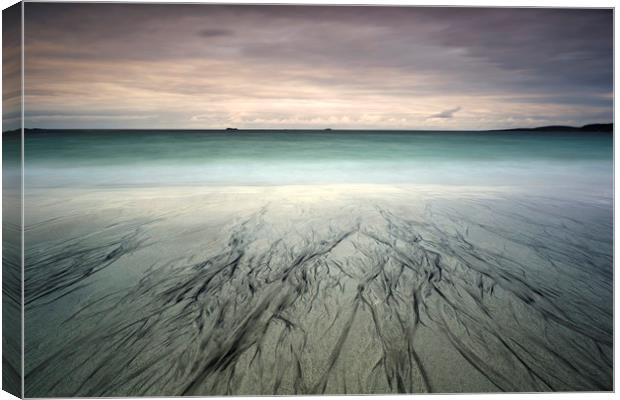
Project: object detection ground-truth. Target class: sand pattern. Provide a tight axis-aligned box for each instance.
[24,187,612,396]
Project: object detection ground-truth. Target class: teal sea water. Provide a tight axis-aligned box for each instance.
[17,130,614,395]
[24,130,612,196]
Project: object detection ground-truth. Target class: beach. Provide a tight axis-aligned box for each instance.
[23,183,612,395]
[20,130,613,395]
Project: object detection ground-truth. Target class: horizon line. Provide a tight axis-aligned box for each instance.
[6,122,614,133]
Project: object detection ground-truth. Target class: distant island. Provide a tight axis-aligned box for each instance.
[499,123,613,132]
[7,123,613,134]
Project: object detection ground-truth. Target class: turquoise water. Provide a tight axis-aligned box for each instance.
[24,130,613,195]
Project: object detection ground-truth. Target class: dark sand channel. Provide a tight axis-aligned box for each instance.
[24,185,612,396]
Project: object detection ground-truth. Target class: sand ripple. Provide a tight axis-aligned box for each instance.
[24,187,612,395]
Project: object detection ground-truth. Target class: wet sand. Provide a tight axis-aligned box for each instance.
[23,184,613,396]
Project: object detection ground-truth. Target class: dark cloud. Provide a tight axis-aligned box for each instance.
[428,9,613,91]
[198,28,234,38]
[429,107,462,119]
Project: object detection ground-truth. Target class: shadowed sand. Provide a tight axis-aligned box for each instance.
[24,185,612,396]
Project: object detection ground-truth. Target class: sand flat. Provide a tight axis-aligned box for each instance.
[22,184,612,396]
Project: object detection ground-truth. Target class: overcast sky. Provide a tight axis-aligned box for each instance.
[21,4,613,130]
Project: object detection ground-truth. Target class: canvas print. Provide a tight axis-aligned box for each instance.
[1,2,614,397]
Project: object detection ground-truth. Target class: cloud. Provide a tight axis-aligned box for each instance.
[27,114,155,122]
[21,4,613,129]
[198,28,234,38]
[429,107,462,119]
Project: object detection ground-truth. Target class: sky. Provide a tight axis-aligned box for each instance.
[16,4,614,130]
[3,2,21,131]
